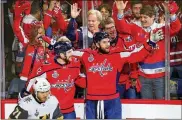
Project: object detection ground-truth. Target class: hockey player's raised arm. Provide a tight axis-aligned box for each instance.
[120,42,152,64]
[9,105,28,119]
[72,50,84,58]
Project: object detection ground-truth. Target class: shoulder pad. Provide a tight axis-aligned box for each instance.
[48,95,59,104]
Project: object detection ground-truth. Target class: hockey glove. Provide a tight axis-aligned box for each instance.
[149,29,164,46]
[19,88,30,98]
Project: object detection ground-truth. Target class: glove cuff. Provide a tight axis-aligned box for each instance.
[20,76,28,81]
[147,39,156,47]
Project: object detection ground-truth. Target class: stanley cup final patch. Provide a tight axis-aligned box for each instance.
[88,54,94,62]
[52,71,59,78]
[124,35,132,42]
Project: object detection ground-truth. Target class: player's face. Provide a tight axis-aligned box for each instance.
[140,14,154,28]
[97,38,110,53]
[65,49,73,62]
[132,4,142,19]
[104,23,117,40]
[37,91,50,102]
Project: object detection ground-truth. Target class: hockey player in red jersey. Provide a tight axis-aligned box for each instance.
[72,31,158,119]
[26,41,86,119]
[9,78,63,119]
[102,17,145,99]
[113,0,181,99]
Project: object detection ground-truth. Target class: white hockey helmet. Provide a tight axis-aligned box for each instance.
[33,78,51,93]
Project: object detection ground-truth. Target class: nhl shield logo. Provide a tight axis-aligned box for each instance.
[52,71,59,78]
[88,54,94,62]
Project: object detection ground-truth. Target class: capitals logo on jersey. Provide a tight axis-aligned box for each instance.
[89,59,113,77]
[28,51,45,62]
[51,75,74,92]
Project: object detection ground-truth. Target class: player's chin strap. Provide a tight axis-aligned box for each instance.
[97,100,104,119]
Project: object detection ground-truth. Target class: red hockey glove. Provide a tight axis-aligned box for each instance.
[168,1,179,14]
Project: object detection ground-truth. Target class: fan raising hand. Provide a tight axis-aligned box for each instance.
[71,3,81,19]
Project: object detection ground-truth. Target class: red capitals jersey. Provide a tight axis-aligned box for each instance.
[27,57,86,113]
[170,13,182,66]
[73,45,151,100]
[19,45,48,81]
[170,33,182,66]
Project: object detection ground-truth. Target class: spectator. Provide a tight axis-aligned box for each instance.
[72,0,102,10]
[113,0,181,99]
[98,4,112,21]
[22,0,41,39]
[130,0,143,25]
[43,0,68,39]
[66,3,102,49]
[12,0,55,94]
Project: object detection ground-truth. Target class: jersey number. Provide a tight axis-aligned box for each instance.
[12,107,22,119]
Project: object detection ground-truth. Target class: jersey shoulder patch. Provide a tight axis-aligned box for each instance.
[18,94,35,110]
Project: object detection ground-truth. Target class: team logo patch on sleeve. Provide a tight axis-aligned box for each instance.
[124,35,132,42]
[24,97,32,103]
[52,71,59,78]
[34,109,39,117]
[88,54,94,62]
